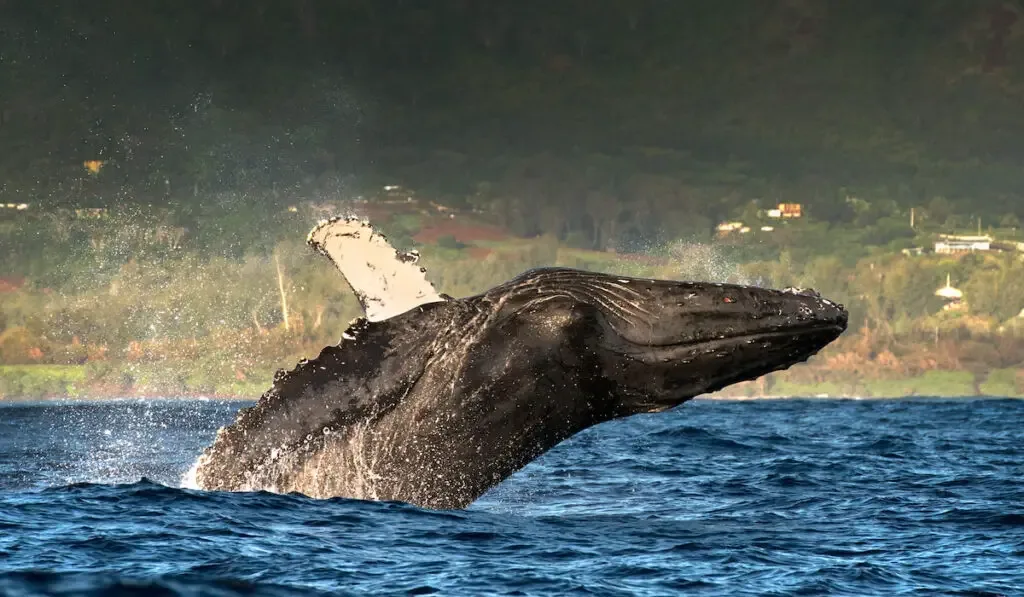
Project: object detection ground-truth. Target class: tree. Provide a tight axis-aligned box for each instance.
[584,190,622,250]
[927,196,953,226]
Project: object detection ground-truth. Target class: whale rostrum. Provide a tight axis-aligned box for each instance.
[190,217,848,509]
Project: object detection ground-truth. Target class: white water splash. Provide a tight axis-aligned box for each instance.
[179,455,203,490]
[667,240,752,285]
[48,399,221,489]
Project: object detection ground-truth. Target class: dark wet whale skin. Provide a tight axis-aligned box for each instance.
[194,267,848,509]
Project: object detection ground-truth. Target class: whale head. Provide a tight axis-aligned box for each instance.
[488,267,848,416]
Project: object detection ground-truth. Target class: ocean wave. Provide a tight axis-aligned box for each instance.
[1,398,1022,595]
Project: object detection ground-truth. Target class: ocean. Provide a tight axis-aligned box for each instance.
[0,398,1020,596]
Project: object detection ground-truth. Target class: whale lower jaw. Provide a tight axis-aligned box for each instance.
[616,323,848,363]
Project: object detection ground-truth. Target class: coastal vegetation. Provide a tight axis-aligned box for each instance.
[4,1,1024,399]
[3,198,1024,401]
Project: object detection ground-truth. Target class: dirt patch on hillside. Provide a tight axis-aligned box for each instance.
[0,277,25,293]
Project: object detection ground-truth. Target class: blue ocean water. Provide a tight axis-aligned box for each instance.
[0,398,1021,596]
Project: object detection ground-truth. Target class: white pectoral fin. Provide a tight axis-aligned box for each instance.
[307,216,447,321]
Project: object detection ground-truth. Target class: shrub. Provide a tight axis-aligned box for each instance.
[435,234,466,250]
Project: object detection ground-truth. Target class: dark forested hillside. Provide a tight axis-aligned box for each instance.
[3,1,1024,231]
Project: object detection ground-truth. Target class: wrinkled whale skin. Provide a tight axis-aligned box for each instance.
[193,264,848,510]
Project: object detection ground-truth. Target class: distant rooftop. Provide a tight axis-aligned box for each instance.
[935,273,963,300]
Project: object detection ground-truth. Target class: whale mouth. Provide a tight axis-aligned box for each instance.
[597,280,849,357]
[695,320,847,350]
[618,321,848,412]
[581,279,849,411]
[615,316,848,364]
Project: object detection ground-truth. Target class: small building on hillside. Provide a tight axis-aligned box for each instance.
[716,221,749,237]
[934,234,991,254]
[381,185,416,202]
[83,160,105,174]
[935,273,965,311]
[766,203,803,219]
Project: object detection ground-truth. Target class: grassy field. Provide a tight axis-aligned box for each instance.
[4,211,1024,402]
[2,363,1020,402]
[0,364,268,401]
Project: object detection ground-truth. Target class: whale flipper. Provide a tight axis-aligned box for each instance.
[307,216,446,321]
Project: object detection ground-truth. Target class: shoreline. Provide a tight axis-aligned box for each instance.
[0,392,1020,405]
[696,393,1023,401]
[3,364,1023,403]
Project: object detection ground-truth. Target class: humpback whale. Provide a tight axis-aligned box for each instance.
[191,217,848,509]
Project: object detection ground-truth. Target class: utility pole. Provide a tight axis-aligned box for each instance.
[274,250,290,332]
[910,207,915,229]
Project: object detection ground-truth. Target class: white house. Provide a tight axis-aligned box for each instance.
[934,234,991,254]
